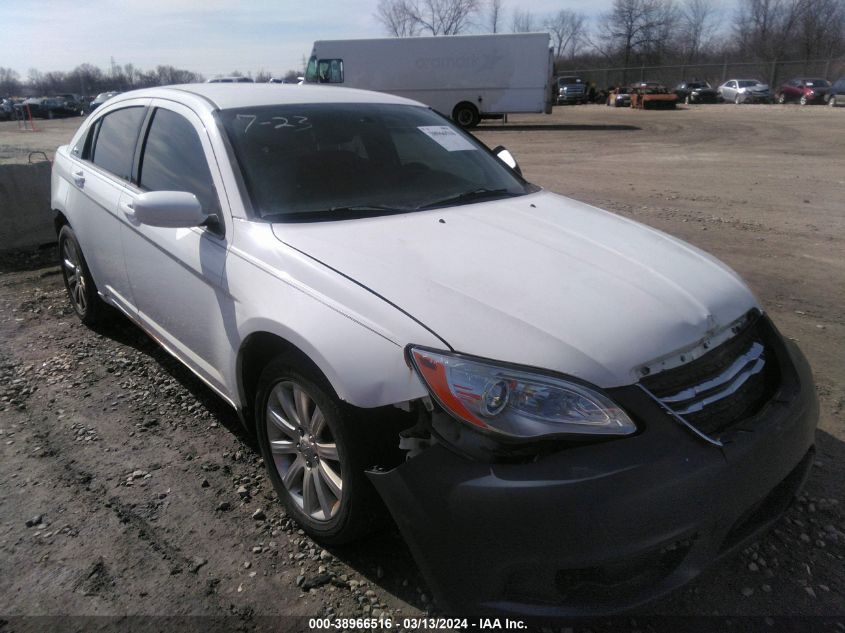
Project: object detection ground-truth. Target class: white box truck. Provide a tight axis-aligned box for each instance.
[304,33,555,128]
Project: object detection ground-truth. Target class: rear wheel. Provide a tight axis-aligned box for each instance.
[735,94,743,104]
[58,225,107,326]
[452,102,480,129]
[255,357,380,544]
[777,93,786,104]
[830,96,837,107]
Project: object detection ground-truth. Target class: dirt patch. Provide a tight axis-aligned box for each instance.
[1,104,843,628]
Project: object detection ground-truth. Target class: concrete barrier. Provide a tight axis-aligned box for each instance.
[0,162,55,251]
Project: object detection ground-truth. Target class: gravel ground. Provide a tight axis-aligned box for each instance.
[1,104,843,632]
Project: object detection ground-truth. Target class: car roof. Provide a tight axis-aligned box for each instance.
[105,84,422,112]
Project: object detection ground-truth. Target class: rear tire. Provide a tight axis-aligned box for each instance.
[452,102,480,129]
[777,93,786,104]
[58,225,107,326]
[735,94,742,105]
[255,356,381,545]
[830,96,837,107]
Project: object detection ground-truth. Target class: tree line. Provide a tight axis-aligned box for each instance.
[375,0,845,72]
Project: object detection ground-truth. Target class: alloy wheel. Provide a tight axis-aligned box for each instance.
[265,380,343,522]
[61,238,87,315]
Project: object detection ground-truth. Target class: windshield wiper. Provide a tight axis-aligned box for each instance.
[416,188,518,210]
[264,204,414,223]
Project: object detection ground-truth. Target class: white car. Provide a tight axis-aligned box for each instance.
[718,79,773,104]
[51,84,817,616]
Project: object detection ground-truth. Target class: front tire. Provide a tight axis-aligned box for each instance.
[830,96,837,107]
[799,95,808,106]
[735,94,743,105]
[255,357,379,544]
[58,225,107,326]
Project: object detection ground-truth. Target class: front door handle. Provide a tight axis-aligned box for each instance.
[120,200,136,221]
[72,170,85,187]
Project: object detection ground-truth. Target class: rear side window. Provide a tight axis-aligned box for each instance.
[138,108,219,214]
[90,107,146,180]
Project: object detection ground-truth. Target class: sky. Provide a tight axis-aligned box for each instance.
[1,0,616,79]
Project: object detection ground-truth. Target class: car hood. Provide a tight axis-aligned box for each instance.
[271,192,758,388]
[743,84,770,92]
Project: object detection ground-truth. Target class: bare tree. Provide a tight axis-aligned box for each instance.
[376,0,421,36]
[794,0,845,60]
[488,0,504,33]
[734,0,807,61]
[376,0,481,36]
[544,10,587,59]
[0,67,21,97]
[599,0,679,69]
[676,0,718,62]
[511,8,535,32]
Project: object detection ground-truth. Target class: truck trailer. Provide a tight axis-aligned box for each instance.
[304,33,555,128]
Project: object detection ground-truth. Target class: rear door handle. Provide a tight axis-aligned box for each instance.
[72,170,85,187]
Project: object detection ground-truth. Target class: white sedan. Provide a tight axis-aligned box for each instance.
[51,84,817,616]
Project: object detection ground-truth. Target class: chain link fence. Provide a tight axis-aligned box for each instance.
[562,58,845,90]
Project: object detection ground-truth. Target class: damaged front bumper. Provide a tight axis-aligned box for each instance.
[367,337,818,617]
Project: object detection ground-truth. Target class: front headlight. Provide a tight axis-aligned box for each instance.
[408,347,636,439]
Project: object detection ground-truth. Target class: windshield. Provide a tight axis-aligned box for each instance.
[221,103,536,222]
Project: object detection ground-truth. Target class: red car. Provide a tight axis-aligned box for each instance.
[776,77,831,105]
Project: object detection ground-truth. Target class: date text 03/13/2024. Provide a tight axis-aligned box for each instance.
[307,617,527,630]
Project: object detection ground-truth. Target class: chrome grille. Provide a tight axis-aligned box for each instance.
[640,314,780,443]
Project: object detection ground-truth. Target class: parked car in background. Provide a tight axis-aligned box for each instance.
[828,77,845,106]
[56,93,85,115]
[606,86,631,107]
[776,78,831,105]
[16,97,75,119]
[718,79,772,104]
[556,76,588,105]
[674,80,718,104]
[51,82,818,617]
[0,98,13,120]
[629,82,677,109]
[89,91,121,112]
[207,76,254,83]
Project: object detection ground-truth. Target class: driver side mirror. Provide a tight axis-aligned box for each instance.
[492,145,522,177]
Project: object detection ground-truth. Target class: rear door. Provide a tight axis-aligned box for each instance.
[118,100,232,394]
[65,100,148,313]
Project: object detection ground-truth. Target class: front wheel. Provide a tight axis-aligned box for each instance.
[830,96,837,107]
[799,95,808,106]
[58,225,107,325]
[735,94,742,105]
[255,358,380,544]
[452,102,480,129]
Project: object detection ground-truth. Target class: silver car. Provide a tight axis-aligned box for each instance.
[718,79,772,104]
